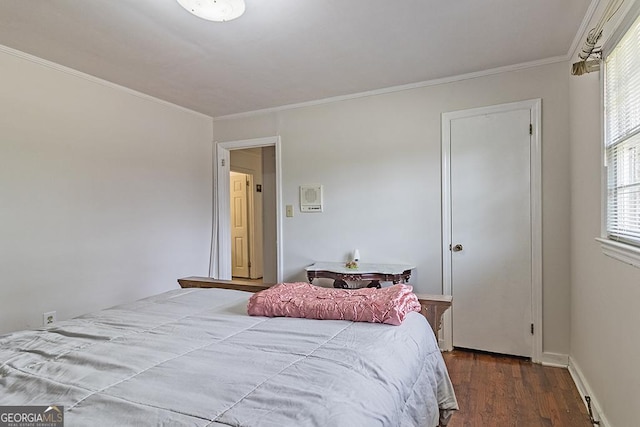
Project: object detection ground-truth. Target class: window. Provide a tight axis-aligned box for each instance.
[604,12,640,251]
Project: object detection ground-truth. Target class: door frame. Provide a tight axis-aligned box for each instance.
[441,99,542,362]
[210,136,283,282]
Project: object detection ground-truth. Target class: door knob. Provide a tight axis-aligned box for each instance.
[452,244,463,252]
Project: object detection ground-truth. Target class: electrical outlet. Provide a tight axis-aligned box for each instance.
[43,311,56,326]
[286,205,294,217]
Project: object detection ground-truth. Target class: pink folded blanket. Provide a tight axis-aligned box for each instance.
[247,282,421,326]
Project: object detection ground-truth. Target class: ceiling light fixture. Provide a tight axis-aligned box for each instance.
[176,0,245,22]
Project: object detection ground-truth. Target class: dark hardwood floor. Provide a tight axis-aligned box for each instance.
[442,350,593,427]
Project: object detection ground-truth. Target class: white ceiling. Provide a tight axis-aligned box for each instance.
[0,0,593,118]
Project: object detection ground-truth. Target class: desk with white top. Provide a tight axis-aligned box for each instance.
[305,262,415,289]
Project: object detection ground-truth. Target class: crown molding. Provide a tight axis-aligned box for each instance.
[213,55,569,121]
[1,0,597,124]
[568,0,602,60]
[0,43,212,121]
[214,3,603,121]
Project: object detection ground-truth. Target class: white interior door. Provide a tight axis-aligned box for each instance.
[230,171,250,278]
[449,107,533,357]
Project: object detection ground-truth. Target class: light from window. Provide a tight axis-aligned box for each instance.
[605,13,640,247]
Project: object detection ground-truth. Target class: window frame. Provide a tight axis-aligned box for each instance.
[598,3,640,269]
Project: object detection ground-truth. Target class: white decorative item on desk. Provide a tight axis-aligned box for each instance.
[353,249,360,262]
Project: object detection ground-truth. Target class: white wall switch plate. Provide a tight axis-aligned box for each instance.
[286,205,294,217]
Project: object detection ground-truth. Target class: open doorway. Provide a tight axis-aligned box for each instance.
[210,136,281,283]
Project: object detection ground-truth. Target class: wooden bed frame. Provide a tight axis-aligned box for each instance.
[178,276,452,338]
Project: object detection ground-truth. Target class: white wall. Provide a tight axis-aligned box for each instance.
[568,3,640,426]
[213,61,572,356]
[0,49,213,334]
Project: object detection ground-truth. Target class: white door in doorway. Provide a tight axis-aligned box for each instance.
[230,171,250,278]
[445,102,536,358]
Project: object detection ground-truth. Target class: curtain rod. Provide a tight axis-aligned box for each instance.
[572,0,625,75]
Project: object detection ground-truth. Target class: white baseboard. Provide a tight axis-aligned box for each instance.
[438,338,450,351]
[539,351,569,367]
[568,357,611,427]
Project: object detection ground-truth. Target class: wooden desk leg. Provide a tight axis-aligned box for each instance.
[416,296,452,338]
[333,280,348,288]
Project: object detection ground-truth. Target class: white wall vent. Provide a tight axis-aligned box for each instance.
[300,185,323,212]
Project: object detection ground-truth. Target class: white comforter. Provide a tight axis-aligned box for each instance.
[0,288,458,426]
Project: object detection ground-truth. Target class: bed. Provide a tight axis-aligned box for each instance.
[0,284,458,426]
